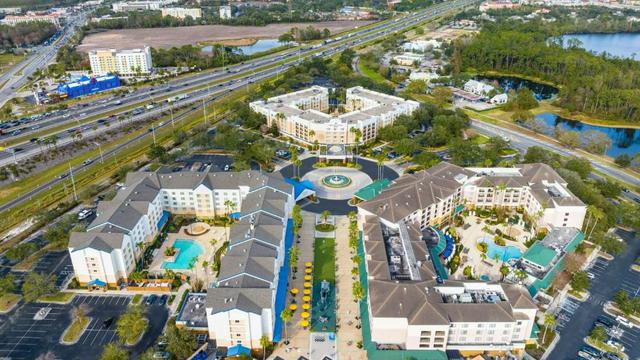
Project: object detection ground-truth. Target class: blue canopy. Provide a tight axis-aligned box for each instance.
[229,212,242,220]
[284,178,315,200]
[87,279,107,287]
[227,344,251,357]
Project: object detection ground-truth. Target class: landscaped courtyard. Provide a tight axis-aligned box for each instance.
[448,209,536,281]
[311,237,336,332]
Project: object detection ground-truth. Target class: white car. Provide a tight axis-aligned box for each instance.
[78,209,93,220]
[616,316,633,328]
[586,272,595,280]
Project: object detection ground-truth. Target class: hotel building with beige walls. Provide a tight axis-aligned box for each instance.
[249,86,420,145]
[88,46,153,76]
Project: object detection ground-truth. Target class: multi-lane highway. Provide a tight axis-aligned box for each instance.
[0,0,475,166]
[0,0,476,213]
[0,12,89,107]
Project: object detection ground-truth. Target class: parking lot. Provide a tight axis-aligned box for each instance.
[550,229,640,360]
[0,294,168,360]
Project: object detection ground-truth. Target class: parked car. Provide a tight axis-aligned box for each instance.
[596,316,615,328]
[579,345,602,358]
[616,316,633,328]
[158,294,168,306]
[78,209,93,220]
[103,317,114,328]
[605,338,624,351]
[146,294,157,305]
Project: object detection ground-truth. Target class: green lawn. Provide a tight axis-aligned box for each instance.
[358,62,388,84]
[0,293,21,312]
[313,237,336,282]
[0,53,23,74]
[39,292,75,303]
[62,316,90,343]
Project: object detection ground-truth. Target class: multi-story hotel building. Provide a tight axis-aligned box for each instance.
[161,7,202,19]
[249,86,420,145]
[0,12,60,26]
[69,169,297,349]
[356,161,585,352]
[88,46,153,76]
[358,162,586,230]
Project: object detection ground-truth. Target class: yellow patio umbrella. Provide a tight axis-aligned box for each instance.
[304,275,312,281]
[289,304,298,311]
[301,311,310,319]
[300,320,309,328]
[302,303,311,310]
[304,282,312,288]
[290,288,299,296]
[305,262,312,268]
[303,289,311,295]
[303,295,311,302]
[305,268,312,274]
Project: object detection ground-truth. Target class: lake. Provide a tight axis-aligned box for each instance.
[558,33,640,60]
[534,112,640,157]
[202,39,286,56]
[475,75,558,100]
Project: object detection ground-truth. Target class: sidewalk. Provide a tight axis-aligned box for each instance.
[334,215,366,359]
[271,210,316,359]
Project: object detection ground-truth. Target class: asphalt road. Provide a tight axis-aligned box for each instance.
[0,12,88,107]
[279,156,399,215]
[549,229,640,360]
[0,0,475,213]
[470,120,640,189]
[0,0,475,164]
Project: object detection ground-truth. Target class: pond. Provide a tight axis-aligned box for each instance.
[534,112,640,157]
[558,33,640,60]
[475,75,558,100]
[202,39,287,56]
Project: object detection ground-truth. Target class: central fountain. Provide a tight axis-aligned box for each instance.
[321,174,352,188]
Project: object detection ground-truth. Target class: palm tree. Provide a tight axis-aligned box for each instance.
[320,210,331,224]
[349,127,362,164]
[259,335,270,360]
[499,264,510,280]
[375,151,386,180]
[224,200,236,216]
[288,246,299,279]
[541,313,556,344]
[280,309,292,345]
[585,205,604,242]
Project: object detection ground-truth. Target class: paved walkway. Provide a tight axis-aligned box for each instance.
[334,215,366,360]
[271,211,316,359]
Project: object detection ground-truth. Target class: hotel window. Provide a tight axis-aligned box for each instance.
[420,331,431,337]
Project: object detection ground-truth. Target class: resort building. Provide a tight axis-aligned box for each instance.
[161,7,202,19]
[402,39,441,53]
[112,1,164,12]
[88,46,153,76]
[249,86,419,146]
[392,53,424,66]
[0,12,60,27]
[360,214,538,352]
[358,162,586,231]
[69,170,294,286]
[219,5,232,19]
[69,169,298,349]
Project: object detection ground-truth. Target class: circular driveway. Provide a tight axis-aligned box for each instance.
[279,156,399,215]
[302,167,373,200]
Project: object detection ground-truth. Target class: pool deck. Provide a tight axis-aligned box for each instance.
[148,225,227,285]
[454,215,530,281]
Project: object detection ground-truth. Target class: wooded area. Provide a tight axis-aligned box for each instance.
[460,21,640,123]
[0,21,57,49]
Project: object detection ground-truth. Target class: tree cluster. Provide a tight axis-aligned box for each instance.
[0,21,57,49]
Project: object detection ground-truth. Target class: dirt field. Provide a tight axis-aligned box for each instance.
[77,21,375,52]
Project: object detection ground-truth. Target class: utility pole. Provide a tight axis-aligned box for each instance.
[94,142,104,164]
[68,162,78,201]
[170,105,174,128]
[202,98,207,125]
[151,126,156,145]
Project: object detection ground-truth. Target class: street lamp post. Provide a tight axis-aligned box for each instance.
[151,125,157,145]
[68,162,78,201]
[170,105,174,128]
[94,142,104,164]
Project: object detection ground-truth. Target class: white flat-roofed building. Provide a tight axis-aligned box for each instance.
[403,39,441,52]
[112,1,162,11]
[250,86,419,145]
[88,46,153,76]
[161,7,202,19]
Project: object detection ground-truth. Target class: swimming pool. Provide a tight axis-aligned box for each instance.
[479,237,522,262]
[162,239,204,270]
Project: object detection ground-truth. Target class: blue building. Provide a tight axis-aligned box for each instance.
[57,74,120,99]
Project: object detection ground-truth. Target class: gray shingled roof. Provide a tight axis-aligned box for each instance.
[69,232,126,252]
[206,288,273,315]
[240,188,289,219]
[229,213,284,250]
[217,254,276,286]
